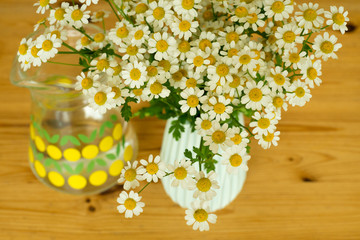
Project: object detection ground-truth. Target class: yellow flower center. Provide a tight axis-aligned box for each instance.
[40,0,49,7]
[214,103,226,114]
[95,11,105,19]
[206,55,216,65]
[235,6,248,18]
[212,130,226,144]
[150,82,162,95]
[54,8,65,20]
[332,13,345,25]
[81,36,91,46]
[124,168,137,181]
[130,68,141,81]
[289,53,300,63]
[51,30,61,38]
[193,56,204,67]
[249,88,263,102]
[251,49,261,60]
[263,132,275,142]
[231,134,242,145]
[18,44,28,55]
[134,30,144,40]
[42,40,53,51]
[239,54,251,64]
[124,198,137,210]
[94,33,105,43]
[94,92,107,106]
[179,40,190,53]
[172,71,183,82]
[320,41,334,54]
[179,20,191,32]
[230,154,242,167]
[307,67,317,80]
[71,9,83,21]
[112,65,122,75]
[193,209,208,222]
[201,120,212,130]
[273,96,283,108]
[187,95,199,108]
[156,39,169,52]
[31,46,40,58]
[283,31,296,43]
[273,74,285,85]
[133,88,143,96]
[126,45,139,56]
[258,118,270,129]
[203,10,213,21]
[271,1,285,13]
[135,3,149,14]
[303,9,317,22]
[199,39,212,51]
[186,78,197,88]
[153,7,165,20]
[158,60,171,72]
[174,167,187,180]
[146,162,159,175]
[81,77,93,89]
[227,48,238,58]
[147,66,158,77]
[196,178,211,192]
[247,13,258,24]
[295,87,305,97]
[226,32,239,43]
[111,87,121,99]
[229,75,240,88]
[96,59,110,71]
[117,26,129,38]
[216,64,229,77]
[182,0,194,10]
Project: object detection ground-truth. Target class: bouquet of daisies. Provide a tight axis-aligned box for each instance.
[17,0,349,231]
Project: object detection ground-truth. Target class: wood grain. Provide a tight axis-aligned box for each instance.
[1,0,360,239]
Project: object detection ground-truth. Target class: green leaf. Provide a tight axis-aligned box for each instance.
[121,97,138,121]
[75,163,84,174]
[44,158,53,166]
[169,118,185,141]
[89,129,97,142]
[121,135,126,149]
[116,143,121,156]
[110,115,118,121]
[42,129,51,142]
[78,134,90,143]
[105,121,114,129]
[99,124,106,138]
[49,134,60,144]
[36,152,44,160]
[68,136,81,146]
[106,153,116,160]
[96,158,107,166]
[63,163,74,174]
[60,136,69,146]
[87,160,95,173]
[53,161,62,172]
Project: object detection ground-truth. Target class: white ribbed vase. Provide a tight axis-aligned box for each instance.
[160,114,247,212]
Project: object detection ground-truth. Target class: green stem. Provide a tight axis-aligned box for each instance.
[110,0,135,26]
[58,51,79,54]
[138,182,151,194]
[230,114,254,137]
[72,26,94,42]
[106,0,122,22]
[102,18,106,34]
[198,137,204,171]
[47,61,82,67]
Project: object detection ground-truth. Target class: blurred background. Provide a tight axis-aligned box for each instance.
[0,0,359,239]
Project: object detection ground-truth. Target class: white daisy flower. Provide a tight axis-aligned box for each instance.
[313,32,342,61]
[232,46,257,73]
[118,161,144,190]
[91,32,109,49]
[275,23,304,49]
[218,26,245,45]
[180,71,203,90]
[282,47,307,69]
[267,66,290,92]
[138,154,166,183]
[300,58,322,88]
[90,54,114,73]
[169,69,187,89]
[207,62,236,93]
[118,42,146,62]
[108,80,129,107]
[264,0,294,21]
[34,0,57,14]
[225,74,245,97]
[64,4,91,28]
[268,92,288,114]
[185,200,217,232]
[178,40,192,61]
[122,61,148,88]
[36,33,62,61]
[45,25,68,42]
[108,21,131,46]
[49,2,69,27]
[155,58,180,80]
[171,18,199,41]
[28,44,43,67]
[192,31,220,52]
[143,78,170,100]
[249,111,278,135]
[295,3,324,32]
[117,190,145,218]
[325,6,349,34]
[179,87,206,116]
[173,0,202,19]
[188,171,219,201]
[230,127,250,148]
[241,81,271,111]
[255,130,281,149]
[87,86,116,114]
[129,25,150,47]
[244,6,265,31]
[167,159,196,189]
[207,96,233,121]
[76,35,93,51]
[286,80,312,107]
[230,3,249,23]
[91,10,110,22]
[222,145,250,174]
[148,32,178,61]
[203,122,234,153]
[129,88,147,103]
[186,48,210,74]
[195,113,214,136]
[33,17,47,32]
[17,38,33,63]
[79,0,98,6]
[145,0,173,29]
[75,71,100,94]
[220,41,242,65]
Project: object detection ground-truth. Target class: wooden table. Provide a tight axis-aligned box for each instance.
[1,0,360,239]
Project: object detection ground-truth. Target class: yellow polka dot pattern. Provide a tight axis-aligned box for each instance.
[82,145,99,159]
[109,160,124,177]
[34,160,46,178]
[48,171,65,187]
[123,145,133,162]
[68,175,87,190]
[89,170,108,186]
[99,136,114,152]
